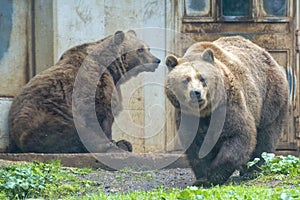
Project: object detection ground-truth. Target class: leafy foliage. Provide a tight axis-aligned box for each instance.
[247,152,300,176]
[0,160,93,199]
[0,160,59,199]
[261,153,300,175]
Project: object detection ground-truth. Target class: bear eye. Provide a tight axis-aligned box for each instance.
[199,76,207,86]
[182,77,191,85]
[137,48,145,53]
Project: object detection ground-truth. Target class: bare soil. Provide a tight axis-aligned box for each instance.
[78,167,196,194]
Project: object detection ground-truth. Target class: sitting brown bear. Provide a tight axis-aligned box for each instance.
[8,30,160,153]
[165,36,288,187]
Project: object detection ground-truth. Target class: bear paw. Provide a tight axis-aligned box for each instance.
[104,140,133,153]
[116,139,133,152]
[241,171,259,180]
[192,178,213,188]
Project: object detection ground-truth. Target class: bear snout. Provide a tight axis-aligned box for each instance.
[190,88,202,101]
[150,57,160,71]
[153,58,161,64]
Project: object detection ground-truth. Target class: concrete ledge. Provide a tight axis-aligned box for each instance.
[0,98,12,152]
[0,153,189,170]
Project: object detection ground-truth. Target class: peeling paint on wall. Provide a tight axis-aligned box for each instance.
[0,1,28,97]
[0,0,13,60]
[53,0,106,61]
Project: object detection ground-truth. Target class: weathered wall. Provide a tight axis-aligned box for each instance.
[0,0,169,153]
[0,99,11,152]
[0,1,30,151]
[52,0,168,153]
[0,1,28,97]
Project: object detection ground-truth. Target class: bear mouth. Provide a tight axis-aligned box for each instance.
[189,98,206,108]
[198,99,205,104]
[185,99,207,115]
[141,63,160,72]
[190,98,205,104]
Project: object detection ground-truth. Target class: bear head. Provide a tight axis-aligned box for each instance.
[165,49,225,117]
[119,30,161,76]
[88,30,161,81]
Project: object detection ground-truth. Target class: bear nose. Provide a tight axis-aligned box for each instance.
[154,58,161,64]
[190,89,201,100]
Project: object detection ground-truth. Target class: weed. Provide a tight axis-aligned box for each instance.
[0,160,60,199]
[0,160,95,199]
[247,152,300,176]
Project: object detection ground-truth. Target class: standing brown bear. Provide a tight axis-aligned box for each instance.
[165,36,288,187]
[9,30,160,153]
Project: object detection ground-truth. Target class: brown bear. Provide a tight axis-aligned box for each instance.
[8,30,160,153]
[165,36,288,187]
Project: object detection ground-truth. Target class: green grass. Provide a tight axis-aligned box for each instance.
[66,185,299,200]
[0,153,300,199]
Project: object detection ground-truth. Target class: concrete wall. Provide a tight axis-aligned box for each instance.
[53,0,167,152]
[0,0,170,153]
[0,1,30,151]
[0,99,11,152]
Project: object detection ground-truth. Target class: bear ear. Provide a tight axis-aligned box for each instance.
[165,55,180,70]
[113,31,125,45]
[202,49,214,63]
[127,30,137,36]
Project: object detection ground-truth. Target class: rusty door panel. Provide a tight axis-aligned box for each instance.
[169,0,299,154]
[182,23,290,34]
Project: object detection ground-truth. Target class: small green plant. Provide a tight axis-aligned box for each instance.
[247,152,300,176]
[0,160,60,199]
[0,160,95,199]
[247,157,261,169]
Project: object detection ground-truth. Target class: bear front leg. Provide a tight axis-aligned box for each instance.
[100,112,114,140]
[187,151,216,185]
[195,113,257,187]
[100,112,132,152]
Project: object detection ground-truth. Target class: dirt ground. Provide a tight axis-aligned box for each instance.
[78,167,196,194]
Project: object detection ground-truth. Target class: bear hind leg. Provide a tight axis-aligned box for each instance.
[19,124,86,153]
[241,108,287,178]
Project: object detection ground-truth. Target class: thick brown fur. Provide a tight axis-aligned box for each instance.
[8,30,160,153]
[165,36,289,187]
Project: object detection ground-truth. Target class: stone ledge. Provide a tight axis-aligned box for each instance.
[0,153,189,170]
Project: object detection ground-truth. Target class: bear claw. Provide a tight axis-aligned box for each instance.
[192,178,213,188]
[116,139,133,152]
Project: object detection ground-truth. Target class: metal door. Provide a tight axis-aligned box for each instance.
[167,0,300,155]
